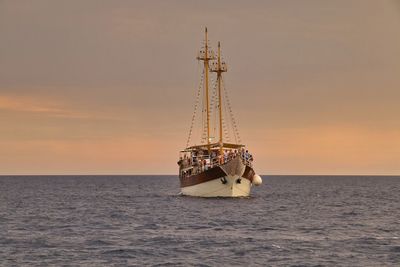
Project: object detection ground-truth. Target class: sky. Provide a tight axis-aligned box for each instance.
[1,0,400,175]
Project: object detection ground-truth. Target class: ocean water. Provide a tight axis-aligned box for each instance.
[1,175,399,266]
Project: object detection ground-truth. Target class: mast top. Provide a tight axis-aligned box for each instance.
[196,27,215,61]
[210,41,227,73]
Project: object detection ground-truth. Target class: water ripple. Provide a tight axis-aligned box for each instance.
[1,175,399,266]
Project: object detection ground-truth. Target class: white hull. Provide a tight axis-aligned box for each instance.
[181,174,251,197]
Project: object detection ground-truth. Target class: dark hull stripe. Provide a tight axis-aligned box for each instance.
[242,165,255,182]
[180,165,255,188]
[180,166,226,188]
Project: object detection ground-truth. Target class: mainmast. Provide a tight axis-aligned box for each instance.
[211,41,227,154]
[204,29,210,150]
[197,27,215,151]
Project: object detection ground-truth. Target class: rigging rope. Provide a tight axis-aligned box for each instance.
[186,69,204,148]
[185,42,243,148]
[222,77,242,144]
[209,75,218,141]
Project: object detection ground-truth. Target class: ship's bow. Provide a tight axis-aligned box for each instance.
[180,157,255,197]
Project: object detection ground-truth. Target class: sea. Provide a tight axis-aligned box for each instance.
[1,175,399,266]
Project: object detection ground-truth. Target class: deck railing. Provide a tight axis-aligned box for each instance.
[179,152,253,178]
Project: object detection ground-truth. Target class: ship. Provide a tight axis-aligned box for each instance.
[177,28,262,197]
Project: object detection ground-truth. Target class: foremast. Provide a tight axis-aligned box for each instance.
[196,28,215,152]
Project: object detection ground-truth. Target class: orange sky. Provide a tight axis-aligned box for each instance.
[1,0,400,175]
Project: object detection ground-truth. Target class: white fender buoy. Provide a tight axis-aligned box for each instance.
[252,174,262,186]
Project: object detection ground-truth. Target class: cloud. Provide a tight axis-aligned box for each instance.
[249,125,400,175]
[0,95,61,113]
[1,1,399,174]
[0,137,179,174]
[0,94,119,120]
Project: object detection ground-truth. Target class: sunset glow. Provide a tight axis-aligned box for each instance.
[1,0,399,174]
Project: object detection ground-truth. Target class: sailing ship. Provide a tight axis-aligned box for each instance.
[177,28,262,197]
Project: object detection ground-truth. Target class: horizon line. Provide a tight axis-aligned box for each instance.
[0,174,399,177]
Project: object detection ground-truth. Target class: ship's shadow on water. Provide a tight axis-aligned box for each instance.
[1,175,400,266]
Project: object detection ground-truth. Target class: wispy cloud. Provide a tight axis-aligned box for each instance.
[0,95,62,113]
[0,95,119,120]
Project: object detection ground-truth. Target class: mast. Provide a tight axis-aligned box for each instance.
[196,27,215,151]
[204,28,211,150]
[217,42,223,155]
[211,41,228,154]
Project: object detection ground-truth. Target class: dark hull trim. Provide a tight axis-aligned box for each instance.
[242,165,255,182]
[180,164,255,188]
